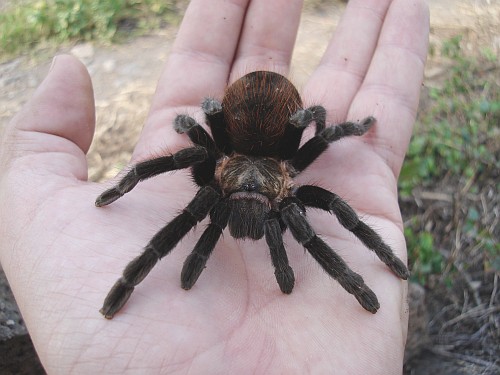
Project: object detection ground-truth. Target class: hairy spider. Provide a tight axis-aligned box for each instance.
[96,71,409,319]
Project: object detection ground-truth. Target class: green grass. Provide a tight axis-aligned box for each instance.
[405,226,444,285]
[400,36,499,284]
[400,36,499,197]
[0,0,184,58]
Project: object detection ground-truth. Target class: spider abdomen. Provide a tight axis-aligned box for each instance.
[222,71,303,157]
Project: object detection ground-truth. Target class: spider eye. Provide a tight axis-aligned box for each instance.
[242,182,258,192]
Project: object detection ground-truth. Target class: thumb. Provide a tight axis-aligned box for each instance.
[1,54,95,181]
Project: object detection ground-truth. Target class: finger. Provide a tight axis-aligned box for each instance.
[229,0,303,81]
[151,0,250,110]
[348,0,429,176]
[2,54,95,180]
[135,0,250,157]
[304,0,393,120]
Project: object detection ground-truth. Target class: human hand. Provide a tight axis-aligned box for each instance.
[0,0,429,373]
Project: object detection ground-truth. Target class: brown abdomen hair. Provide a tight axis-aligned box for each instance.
[222,71,302,157]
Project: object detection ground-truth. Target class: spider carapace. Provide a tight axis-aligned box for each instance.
[96,71,409,319]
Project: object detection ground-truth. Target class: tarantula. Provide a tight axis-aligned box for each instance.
[96,71,409,319]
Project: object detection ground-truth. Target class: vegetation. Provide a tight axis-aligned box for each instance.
[400,36,499,285]
[0,0,185,58]
[401,36,499,373]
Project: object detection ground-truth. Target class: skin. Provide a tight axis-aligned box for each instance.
[0,0,429,373]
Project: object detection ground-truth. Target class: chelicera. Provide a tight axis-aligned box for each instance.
[96,71,409,319]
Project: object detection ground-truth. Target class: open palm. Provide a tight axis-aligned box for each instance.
[0,0,429,373]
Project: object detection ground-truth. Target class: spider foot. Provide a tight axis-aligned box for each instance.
[354,285,380,314]
[350,221,410,280]
[275,266,295,294]
[319,116,376,142]
[289,109,314,129]
[180,252,207,290]
[202,98,222,115]
[290,106,327,132]
[174,114,197,134]
[95,172,139,207]
[95,187,122,207]
[100,278,135,319]
[387,256,410,280]
[339,115,376,136]
[357,116,376,134]
[342,268,380,313]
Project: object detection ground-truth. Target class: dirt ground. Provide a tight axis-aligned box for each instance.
[0,1,499,374]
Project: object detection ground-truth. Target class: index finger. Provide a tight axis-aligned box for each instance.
[135,0,250,157]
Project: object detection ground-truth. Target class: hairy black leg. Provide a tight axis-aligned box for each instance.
[100,186,220,319]
[289,105,326,134]
[295,185,410,279]
[181,199,231,289]
[174,114,218,186]
[280,198,379,313]
[290,116,375,174]
[278,124,304,160]
[264,215,295,294]
[279,106,327,159]
[202,98,232,154]
[174,115,219,155]
[95,146,208,206]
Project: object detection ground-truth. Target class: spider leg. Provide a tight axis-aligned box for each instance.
[278,106,326,159]
[174,114,219,155]
[202,98,233,155]
[295,185,410,279]
[290,116,375,174]
[289,105,326,134]
[174,114,219,186]
[280,197,379,313]
[100,186,220,319]
[264,215,295,294]
[95,146,208,206]
[181,199,231,289]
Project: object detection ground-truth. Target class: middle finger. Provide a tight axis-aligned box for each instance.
[229,0,304,82]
